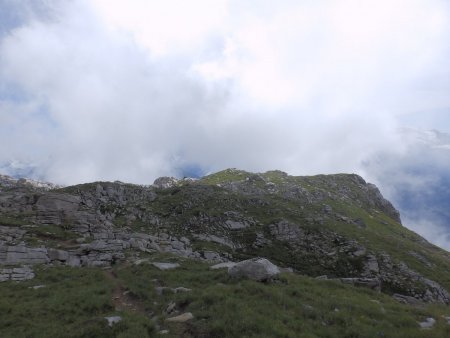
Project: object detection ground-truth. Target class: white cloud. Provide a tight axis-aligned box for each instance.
[0,0,450,250]
[0,0,448,181]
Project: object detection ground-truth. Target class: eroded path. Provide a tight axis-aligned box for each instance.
[103,268,148,315]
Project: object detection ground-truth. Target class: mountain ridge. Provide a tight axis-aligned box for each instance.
[1,169,450,336]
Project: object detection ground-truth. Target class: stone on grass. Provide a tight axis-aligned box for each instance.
[152,262,180,270]
[105,316,122,327]
[29,285,45,289]
[173,287,191,293]
[228,258,280,281]
[210,262,236,270]
[166,312,194,323]
[419,317,436,329]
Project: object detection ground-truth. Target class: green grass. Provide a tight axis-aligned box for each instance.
[201,169,250,185]
[0,266,155,338]
[0,214,30,226]
[1,253,449,337]
[114,257,450,337]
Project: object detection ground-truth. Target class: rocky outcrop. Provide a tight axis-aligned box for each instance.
[153,177,179,189]
[375,253,450,304]
[0,226,26,243]
[0,244,49,265]
[0,265,34,281]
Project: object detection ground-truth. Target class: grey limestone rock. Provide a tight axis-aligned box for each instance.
[210,262,236,270]
[0,244,49,265]
[105,316,122,327]
[202,251,225,263]
[339,277,381,292]
[153,177,179,189]
[165,312,194,323]
[0,226,26,244]
[228,258,280,281]
[0,265,35,282]
[225,220,248,230]
[362,254,380,276]
[393,293,423,305]
[152,262,180,270]
[418,317,436,329]
[48,248,69,262]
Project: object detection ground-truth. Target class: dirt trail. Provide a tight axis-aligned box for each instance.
[104,269,148,315]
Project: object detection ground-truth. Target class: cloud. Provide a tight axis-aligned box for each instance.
[1,1,450,248]
[362,128,450,250]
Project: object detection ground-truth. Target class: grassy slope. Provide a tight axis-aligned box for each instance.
[199,170,450,291]
[1,255,449,338]
[0,266,154,338]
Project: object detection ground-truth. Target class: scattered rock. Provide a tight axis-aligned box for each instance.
[152,262,180,270]
[155,287,170,295]
[338,277,381,292]
[316,275,328,280]
[105,316,122,327]
[133,258,151,266]
[165,301,176,314]
[418,317,436,329]
[173,287,192,293]
[393,294,422,306]
[210,262,236,270]
[225,220,248,230]
[29,284,45,289]
[166,312,194,323]
[202,251,224,262]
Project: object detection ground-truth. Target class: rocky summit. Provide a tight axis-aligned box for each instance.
[1,168,450,337]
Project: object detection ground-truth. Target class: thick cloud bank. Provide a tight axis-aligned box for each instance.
[1,0,450,249]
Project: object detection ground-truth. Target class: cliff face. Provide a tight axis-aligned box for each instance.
[1,169,449,304]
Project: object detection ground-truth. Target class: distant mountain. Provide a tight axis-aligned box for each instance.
[0,160,40,179]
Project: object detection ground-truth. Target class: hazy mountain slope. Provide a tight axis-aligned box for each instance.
[365,128,450,250]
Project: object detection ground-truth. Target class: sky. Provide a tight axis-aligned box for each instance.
[0,0,450,249]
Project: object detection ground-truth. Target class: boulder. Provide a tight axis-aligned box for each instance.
[228,258,280,281]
